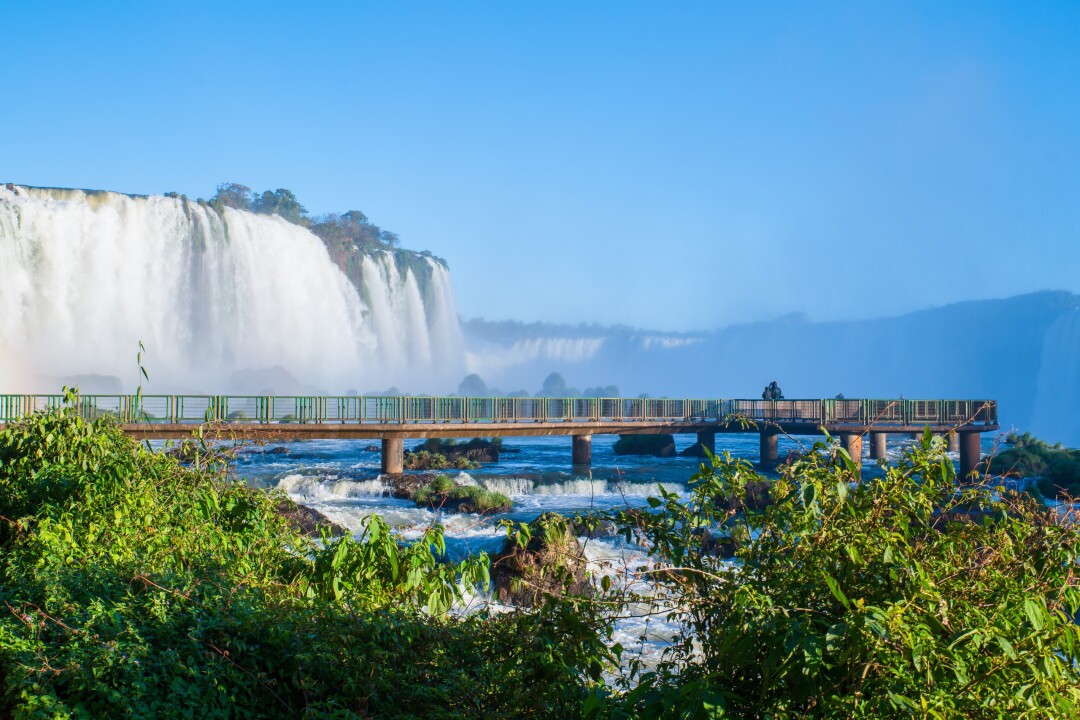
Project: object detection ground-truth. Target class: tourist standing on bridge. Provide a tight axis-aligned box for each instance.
[762,381,784,400]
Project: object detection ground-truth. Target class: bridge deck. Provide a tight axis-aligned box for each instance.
[114,420,997,441]
[0,394,998,440]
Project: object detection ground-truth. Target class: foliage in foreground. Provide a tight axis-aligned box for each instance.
[2,397,1079,719]
[596,431,1080,719]
[0,395,608,719]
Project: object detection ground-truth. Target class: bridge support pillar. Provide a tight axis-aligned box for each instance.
[572,434,592,466]
[759,429,779,469]
[945,431,960,453]
[381,436,404,475]
[697,430,716,457]
[959,432,981,478]
[840,433,863,469]
[869,432,887,460]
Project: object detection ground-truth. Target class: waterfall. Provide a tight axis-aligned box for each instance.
[1031,309,1080,447]
[0,185,464,393]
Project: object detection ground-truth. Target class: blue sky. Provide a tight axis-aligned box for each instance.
[3,1,1079,330]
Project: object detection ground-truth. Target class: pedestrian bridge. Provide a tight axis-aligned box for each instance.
[0,394,998,476]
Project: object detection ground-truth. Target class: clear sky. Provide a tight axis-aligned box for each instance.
[3,1,1078,330]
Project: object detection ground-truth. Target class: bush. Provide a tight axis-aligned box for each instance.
[596,431,1080,718]
[986,434,1080,499]
[401,449,480,470]
[414,475,512,514]
[0,392,605,718]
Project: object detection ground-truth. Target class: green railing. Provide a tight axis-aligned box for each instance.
[0,395,998,427]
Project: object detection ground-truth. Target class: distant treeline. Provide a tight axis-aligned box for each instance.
[458,372,620,399]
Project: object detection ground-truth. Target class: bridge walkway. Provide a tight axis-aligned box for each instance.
[0,395,998,476]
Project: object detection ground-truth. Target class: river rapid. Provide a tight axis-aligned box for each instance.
[227,431,989,670]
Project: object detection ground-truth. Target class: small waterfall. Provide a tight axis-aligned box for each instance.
[1031,309,1080,446]
[457,474,685,497]
[0,185,464,392]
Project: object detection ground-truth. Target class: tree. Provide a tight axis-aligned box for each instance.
[458,373,489,397]
[380,230,400,248]
[538,372,567,397]
[340,210,369,227]
[252,188,307,224]
[210,182,254,210]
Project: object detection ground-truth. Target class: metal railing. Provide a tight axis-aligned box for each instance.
[0,395,998,427]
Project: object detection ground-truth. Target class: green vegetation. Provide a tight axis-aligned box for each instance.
[208,182,436,259]
[416,437,500,458]
[986,432,1080,499]
[2,398,1077,718]
[401,450,479,471]
[413,476,512,514]
[0,392,607,718]
[597,432,1080,718]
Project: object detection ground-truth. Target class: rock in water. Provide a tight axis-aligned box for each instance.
[410,438,500,463]
[613,434,677,457]
[679,442,710,457]
[491,513,591,606]
[275,499,349,538]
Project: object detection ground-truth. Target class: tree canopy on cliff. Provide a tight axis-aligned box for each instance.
[209,181,402,251]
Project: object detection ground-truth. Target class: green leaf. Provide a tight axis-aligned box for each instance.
[1023,599,1045,631]
[823,572,850,609]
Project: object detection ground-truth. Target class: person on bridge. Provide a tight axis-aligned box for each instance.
[762,381,784,400]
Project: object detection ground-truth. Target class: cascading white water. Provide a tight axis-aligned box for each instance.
[1031,309,1080,447]
[0,185,464,392]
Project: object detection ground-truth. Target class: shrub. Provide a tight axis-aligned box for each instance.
[414,476,511,513]
[598,432,1080,718]
[986,434,1080,499]
[0,392,603,718]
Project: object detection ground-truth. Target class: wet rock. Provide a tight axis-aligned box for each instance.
[492,513,591,606]
[242,445,290,456]
[613,434,676,457]
[275,499,348,538]
[679,442,710,458]
[385,473,435,500]
[410,438,500,464]
[714,479,774,512]
[695,528,738,559]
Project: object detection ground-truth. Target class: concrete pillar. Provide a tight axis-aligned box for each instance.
[381,436,404,475]
[869,432,887,460]
[945,431,960,453]
[697,430,716,456]
[959,432,981,478]
[840,433,863,469]
[759,428,779,468]
[572,434,592,466]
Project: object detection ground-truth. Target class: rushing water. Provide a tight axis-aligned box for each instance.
[0,185,464,393]
[232,431,991,667]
